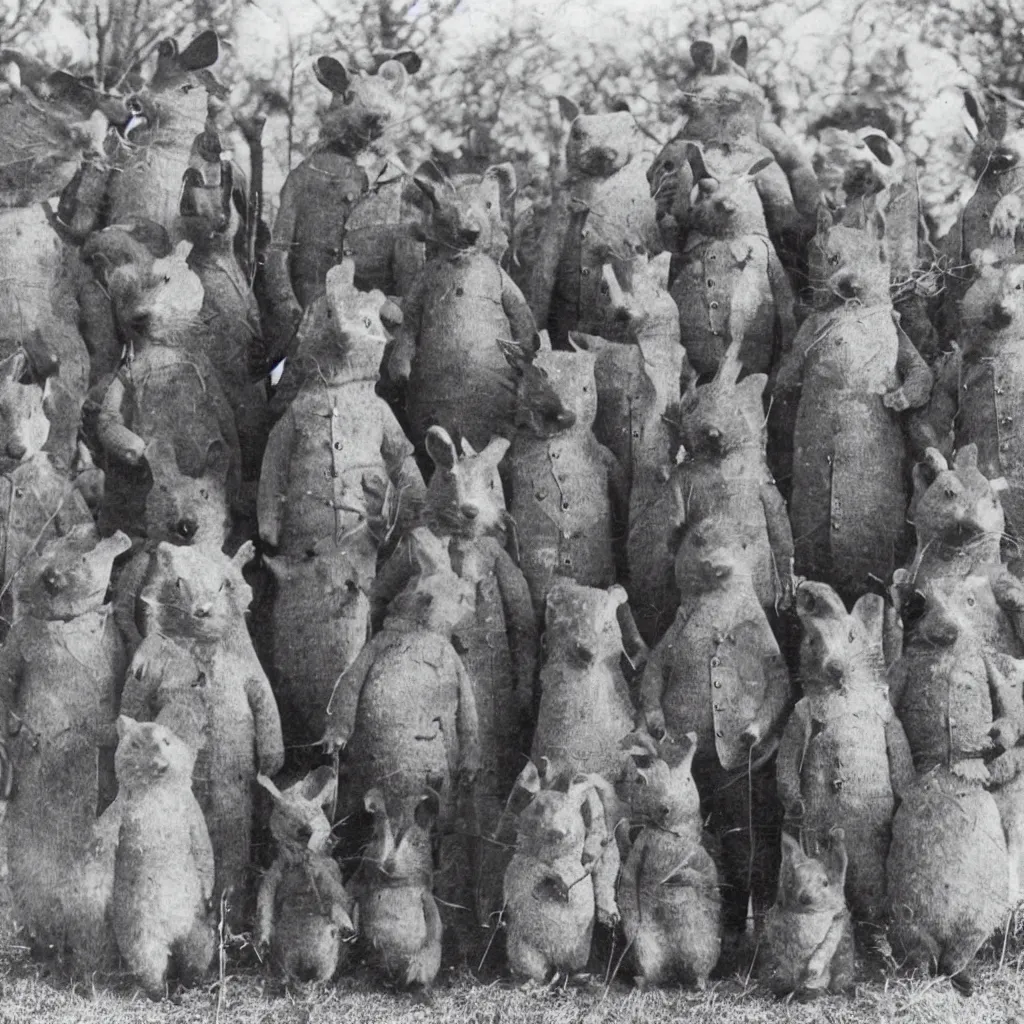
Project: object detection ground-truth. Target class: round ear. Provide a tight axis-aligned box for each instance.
[744,155,774,179]
[608,95,631,113]
[129,218,173,257]
[607,584,629,607]
[556,95,580,123]
[514,760,542,797]
[363,787,387,815]
[157,38,178,59]
[372,49,422,74]
[425,425,458,470]
[300,765,338,810]
[860,129,897,168]
[313,56,350,96]
[953,443,979,471]
[690,41,717,74]
[730,36,748,69]
[177,30,219,72]
[203,438,231,481]
[379,298,403,330]
[375,59,409,97]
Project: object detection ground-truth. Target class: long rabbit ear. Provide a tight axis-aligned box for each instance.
[825,828,849,886]
[299,765,338,810]
[256,773,284,801]
[425,425,458,470]
[314,56,350,95]
[0,350,27,384]
[513,760,542,796]
[556,95,580,122]
[414,788,440,829]
[679,731,698,774]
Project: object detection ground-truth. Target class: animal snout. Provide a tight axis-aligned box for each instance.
[923,617,958,646]
[555,409,577,429]
[830,271,861,301]
[127,310,152,335]
[194,603,213,619]
[6,438,26,460]
[823,659,845,685]
[460,222,482,243]
[986,302,1014,330]
[41,568,62,594]
[174,517,199,540]
[799,891,813,906]
[545,827,567,844]
[573,641,595,665]
[460,503,479,521]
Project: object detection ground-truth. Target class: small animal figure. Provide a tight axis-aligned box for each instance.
[777,583,915,931]
[0,350,96,635]
[532,580,636,783]
[503,763,620,983]
[925,257,1024,541]
[323,528,480,837]
[353,787,442,989]
[670,145,796,379]
[772,209,932,599]
[638,516,791,935]
[507,345,625,614]
[673,340,794,616]
[263,51,420,342]
[760,832,855,999]
[528,98,662,347]
[901,446,1006,590]
[108,716,216,1000]
[135,541,285,921]
[255,769,355,985]
[618,732,722,989]
[0,527,131,969]
[388,163,538,451]
[886,766,1009,995]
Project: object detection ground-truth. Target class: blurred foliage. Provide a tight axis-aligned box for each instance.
[4,0,1024,233]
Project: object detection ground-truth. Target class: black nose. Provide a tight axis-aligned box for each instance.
[175,517,198,540]
[460,504,479,520]
[6,439,26,460]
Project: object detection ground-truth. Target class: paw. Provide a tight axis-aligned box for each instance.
[882,387,910,412]
[990,569,1024,612]
[990,194,1023,239]
[642,709,667,741]
[319,730,349,756]
[117,433,148,466]
[388,352,412,384]
[596,901,620,929]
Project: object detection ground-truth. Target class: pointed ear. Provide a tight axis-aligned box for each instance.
[780,831,804,865]
[178,30,219,71]
[425,425,458,470]
[816,203,833,237]
[414,788,440,829]
[478,435,511,468]
[372,49,422,74]
[256,773,284,800]
[735,372,768,404]
[690,41,717,74]
[963,90,985,133]
[116,715,137,740]
[825,828,848,886]
[730,36,748,68]
[313,56,350,95]
[556,95,580,123]
[204,438,231,481]
[300,765,338,810]
[230,540,255,572]
[143,437,179,474]
[852,592,885,648]
[744,155,774,179]
[686,142,709,182]
[953,443,979,472]
[0,350,27,384]
[861,130,897,168]
[535,329,552,352]
[99,530,134,560]
[648,251,672,291]
[514,760,542,797]
[413,161,448,207]
[498,337,532,373]
[363,787,387,815]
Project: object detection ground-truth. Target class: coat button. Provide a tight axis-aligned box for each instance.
[710,657,720,668]
[535,489,547,500]
[561,500,570,510]
[708,253,717,261]
[345,192,356,201]
[707,279,715,288]
[582,268,590,277]
[456,287,464,296]
[713,680,722,688]
[333,440,344,451]
[13,488,22,498]
[710,301,719,310]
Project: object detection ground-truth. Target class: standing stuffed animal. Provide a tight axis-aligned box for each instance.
[263,52,420,348]
[760,832,855,999]
[0,528,131,970]
[107,716,216,1000]
[508,346,625,615]
[618,732,722,988]
[134,541,285,922]
[255,769,354,985]
[777,583,914,934]
[638,516,791,940]
[528,99,661,347]
[772,210,932,599]
[353,787,442,990]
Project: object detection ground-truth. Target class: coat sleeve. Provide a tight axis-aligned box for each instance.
[256,409,294,549]
[244,660,285,777]
[492,542,539,719]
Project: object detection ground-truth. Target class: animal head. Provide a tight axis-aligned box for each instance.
[143,438,231,548]
[807,207,890,308]
[618,731,700,832]
[423,426,508,540]
[514,349,596,437]
[597,254,681,350]
[362,786,436,886]
[648,136,696,233]
[0,351,51,463]
[557,97,643,178]
[897,573,1001,653]
[386,528,474,635]
[114,715,196,792]
[413,162,515,260]
[320,259,396,379]
[678,39,765,139]
[686,144,774,237]
[959,255,1024,355]
[315,52,420,155]
[264,547,373,619]
[81,220,172,288]
[258,768,337,857]
[504,338,579,439]
[543,581,628,669]
[672,516,752,592]
[19,526,130,621]
[776,831,848,914]
[179,140,245,247]
[687,37,750,79]
[963,90,1024,184]
[909,446,1004,559]
[674,340,767,460]
[140,541,253,643]
[794,581,885,692]
[813,126,906,220]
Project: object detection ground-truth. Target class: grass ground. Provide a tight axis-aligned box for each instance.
[1,866,1023,1024]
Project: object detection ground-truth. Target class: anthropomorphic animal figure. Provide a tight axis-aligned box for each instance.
[388,163,538,451]
[255,769,354,985]
[263,52,421,344]
[618,732,722,988]
[133,542,285,921]
[528,98,662,347]
[760,832,855,999]
[772,210,932,599]
[107,716,216,1000]
[352,788,442,989]
[502,763,620,982]
[508,346,625,614]
[669,146,796,379]
[777,583,915,933]
[886,766,1009,995]
[638,516,791,938]
[0,528,130,969]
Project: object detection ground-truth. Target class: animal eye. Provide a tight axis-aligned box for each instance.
[161,737,170,746]
[848,629,856,643]
[175,578,183,590]
[363,317,373,328]
[199,488,209,500]
[828,254,840,266]
[162,274,171,284]
[966,595,976,607]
